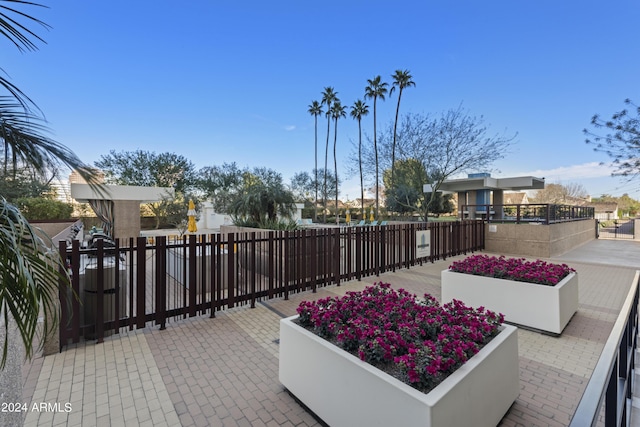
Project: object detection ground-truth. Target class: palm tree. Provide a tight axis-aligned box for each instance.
[320,87,337,223]
[330,100,346,224]
[364,76,388,219]
[389,69,415,188]
[229,181,296,225]
[307,100,322,222]
[1,1,100,368]
[350,100,369,220]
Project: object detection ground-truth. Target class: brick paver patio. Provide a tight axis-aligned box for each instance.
[15,240,640,426]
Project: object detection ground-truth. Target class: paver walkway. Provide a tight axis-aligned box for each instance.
[15,239,640,426]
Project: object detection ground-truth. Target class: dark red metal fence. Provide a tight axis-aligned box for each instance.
[58,221,484,348]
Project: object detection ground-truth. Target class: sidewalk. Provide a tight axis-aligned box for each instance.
[19,240,640,426]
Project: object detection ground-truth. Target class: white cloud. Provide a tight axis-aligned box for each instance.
[284,125,296,131]
[512,162,616,181]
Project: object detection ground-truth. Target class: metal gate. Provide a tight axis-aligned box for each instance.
[598,219,635,239]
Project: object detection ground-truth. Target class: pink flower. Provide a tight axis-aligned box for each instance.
[449,255,575,286]
[295,282,503,394]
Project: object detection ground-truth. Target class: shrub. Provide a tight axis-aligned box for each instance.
[15,197,73,220]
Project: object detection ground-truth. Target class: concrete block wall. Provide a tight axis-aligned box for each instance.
[485,219,596,258]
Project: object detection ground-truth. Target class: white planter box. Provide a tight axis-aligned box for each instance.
[279,316,519,427]
[441,270,578,335]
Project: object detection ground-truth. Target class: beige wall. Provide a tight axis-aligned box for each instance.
[485,219,596,258]
[113,200,142,240]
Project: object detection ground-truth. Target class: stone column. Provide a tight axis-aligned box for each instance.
[457,192,466,219]
[113,200,142,240]
[467,191,477,219]
[493,190,504,220]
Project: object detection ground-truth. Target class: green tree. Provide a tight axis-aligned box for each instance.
[0,168,51,202]
[307,100,322,222]
[159,193,200,235]
[331,100,346,224]
[290,169,337,211]
[584,99,640,177]
[14,197,73,220]
[0,1,100,371]
[95,150,196,193]
[364,75,388,219]
[320,87,338,223]
[618,194,640,217]
[96,150,196,228]
[383,158,433,218]
[389,69,415,188]
[229,169,295,227]
[350,99,369,219]
[196,162,244,213]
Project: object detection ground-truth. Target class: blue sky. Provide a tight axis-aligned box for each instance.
[6,1,640,199]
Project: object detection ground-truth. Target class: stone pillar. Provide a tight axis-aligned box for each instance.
[493,190,504,220]
[467,191,477,219]
[457,192,466,219]
[113,200,142,240]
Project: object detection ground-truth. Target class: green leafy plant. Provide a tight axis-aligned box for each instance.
[0,198,69,368]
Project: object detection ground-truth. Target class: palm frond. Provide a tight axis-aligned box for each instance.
[0,72,40,113]
[0,0,49,52]
[0,197,68,368]
[0,96,103,188]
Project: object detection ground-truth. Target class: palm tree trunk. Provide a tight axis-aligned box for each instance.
[324,115,330,223]
[358,119,364,221]
[333,117,339,225]
[391,90,402,188]
[373,98,379,219]
[314,117,318,222]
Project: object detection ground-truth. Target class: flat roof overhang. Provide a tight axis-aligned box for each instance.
[71,183,175,203]
[424,176,545,193]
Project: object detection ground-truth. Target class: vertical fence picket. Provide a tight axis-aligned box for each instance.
[58,240,70,348]
[284,230,290,300]
[355,226,362,280]
[250,232,256,309]
[114,239,121,333]
[71,239,81,343]
[136,236,146,329]
[201,234,208,316]
[228,233,236,308]
[345,227,353,281]
[268,231,275,298]
[188,234,197,317]
[310,229,318,292]
[156,236,167,330]
[95,239,105,343]
[128,238,134,330]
